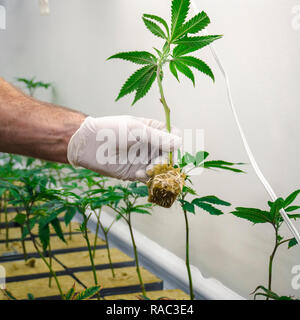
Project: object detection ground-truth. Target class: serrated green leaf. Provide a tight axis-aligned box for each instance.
[269,198,284,223]
[231,207,271,224]
[14,213,26,226]
[130,207,151,214]
[50,218,65,243]
[143,18,167,39]
[176,56,215,81]
[173,36,220,57]
[132,66,157,105]
[288,238,298,249]
[203,160,244,173]
[169,60,179,81]
[75,286,102,300]
[38,221,50,251]
[171,0,190,35]
[182,185,197,195]
[288,214,300,220]
[116,65,154,101]
[285,206,300,212]
[21,217,38,240]
[130,185,149,197]
[108,51,156,65]
[284,189,300,207]
[173,35,222,46]
[192,199,224,215]
[26,157,36,168]
[179,200,195,214]
[173,60,195,86]
[153,47,163,58]
[64,206,77,226]
[173,11,210,40]
[197,196,231,206]
[65,284,76,300]
[143,14,170,38]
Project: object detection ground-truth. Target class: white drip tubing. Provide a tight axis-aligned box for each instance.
[191,0,300,246]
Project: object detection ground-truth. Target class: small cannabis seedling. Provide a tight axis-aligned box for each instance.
[231,189,300,300]
[108,0,222,208]
[16,77,52,97]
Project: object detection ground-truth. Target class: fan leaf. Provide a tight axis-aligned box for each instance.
[143,14,169,38]
[116,65,155,101]
[197,195,231,206]
[171,0,190,35]
[192,199,224,215]
[132,66,157,105]
[108,51,156,65]
[173,60,195,86]
[176,56,215,81]
[231,207,271,224]
[169,60,179,81]
[173,35,222,57]
[172,11,210,41]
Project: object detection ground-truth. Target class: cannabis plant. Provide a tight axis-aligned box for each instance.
[108,0,222,207]
[90,182,152,296]
[231,189,300,300]
[0,168,67,299]
[175,150,243,299]
[16,77,52,97]
[0,153,24,248]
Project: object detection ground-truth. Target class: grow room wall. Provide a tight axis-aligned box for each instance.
[0,0,299,299]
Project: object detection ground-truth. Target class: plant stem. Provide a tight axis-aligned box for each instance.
[93,210,101,259]
[97,211,116,278]
[183,209,194,300]
[267,227,279,300]
[20,226,28,261]
[82,215,101,300]
[3,193,9,249]
[25,207,64,299]
[127,213,146,296]
[103,229,115,278]
[69,223,72,240]
[157,64,172,165]
[48,241,53,288]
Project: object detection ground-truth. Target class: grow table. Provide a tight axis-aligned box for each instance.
[0,210,189,300]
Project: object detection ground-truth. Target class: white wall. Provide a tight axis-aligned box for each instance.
[0,0,300,299]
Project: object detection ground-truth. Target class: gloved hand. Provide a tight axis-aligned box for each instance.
[67,115,182,182]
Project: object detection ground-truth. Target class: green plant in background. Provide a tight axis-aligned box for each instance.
[0,167,67,299]
[16,77,52,97]
[0,153,24,249]
[231,189,300,300]
[87,194,118,278]
[52,191,104,300]
[64,284,102,300]
[64,168,108,245]
[90,182,153,296]
[176,150,243,299]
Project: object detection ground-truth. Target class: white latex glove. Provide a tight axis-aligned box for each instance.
[67,116,182,182]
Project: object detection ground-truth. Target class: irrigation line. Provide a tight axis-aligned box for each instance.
[191,0,300,246]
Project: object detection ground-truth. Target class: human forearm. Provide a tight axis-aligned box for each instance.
[0,78,86,163]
